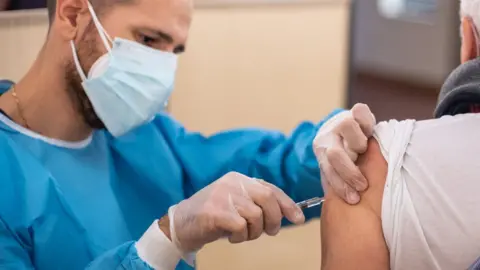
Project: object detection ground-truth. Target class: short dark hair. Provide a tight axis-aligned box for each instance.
[47,0,133,25]
[47,0,56,24]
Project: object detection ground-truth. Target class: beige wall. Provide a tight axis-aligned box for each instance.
[0,1,349,269]
[0,9,48,81]
[173,3,350,270]
[173,3,349,134]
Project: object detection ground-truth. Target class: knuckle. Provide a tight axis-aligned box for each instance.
[251,206,263,219]
[259,187,275,201]
[340,114,355,129]
[233,219,247,233]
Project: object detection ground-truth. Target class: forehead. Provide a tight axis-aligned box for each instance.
[106,0,193,43]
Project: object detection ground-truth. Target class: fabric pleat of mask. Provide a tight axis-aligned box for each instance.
[110,39,177,82]
[106,72,167,116]
[108,56,175,89]
[86,73,154,118]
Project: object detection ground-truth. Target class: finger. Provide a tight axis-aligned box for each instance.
[337,115,368,155]
[351,103,376,137]
[259,181,304,226]
[326,139,368,192]
[226,214,248,244]
[246,181,285,234]
[216,212,248,244]
[321,158,360,204]
[234,196,265,240]
[214,195,248,244]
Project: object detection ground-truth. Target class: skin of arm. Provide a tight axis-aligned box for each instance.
[321,139,389,270]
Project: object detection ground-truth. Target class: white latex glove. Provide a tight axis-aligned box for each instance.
[168,172,305,253]
[313,103,376,204]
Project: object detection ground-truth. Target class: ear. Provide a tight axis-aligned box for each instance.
[53,0,90,41]
[461,17,478,64]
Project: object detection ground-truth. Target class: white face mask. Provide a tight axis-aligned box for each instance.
[70,2,178,137]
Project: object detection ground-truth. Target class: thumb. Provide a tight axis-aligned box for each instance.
[351,103,376,137]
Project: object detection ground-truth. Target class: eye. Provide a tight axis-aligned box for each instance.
[140,34,158,47]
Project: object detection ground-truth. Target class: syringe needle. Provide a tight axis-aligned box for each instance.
[296,197,325,210]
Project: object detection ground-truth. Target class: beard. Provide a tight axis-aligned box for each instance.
[65,21,106,130]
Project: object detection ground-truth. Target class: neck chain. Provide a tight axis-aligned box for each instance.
[10,85,30,129]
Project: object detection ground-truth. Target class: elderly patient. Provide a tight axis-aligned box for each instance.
[321,1,480,269]
[321,116,480,269]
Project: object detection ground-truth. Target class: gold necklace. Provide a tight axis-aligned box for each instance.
[10,85,30,129]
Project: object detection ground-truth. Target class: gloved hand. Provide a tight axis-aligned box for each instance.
[168,172,305,253]
[313,103,376,204]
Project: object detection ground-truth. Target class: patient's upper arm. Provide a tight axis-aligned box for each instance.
[321,139,389,270]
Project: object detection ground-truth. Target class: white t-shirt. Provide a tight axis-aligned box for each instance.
[374,114,480,270]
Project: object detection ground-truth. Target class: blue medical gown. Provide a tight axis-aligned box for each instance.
[0,83,342,269]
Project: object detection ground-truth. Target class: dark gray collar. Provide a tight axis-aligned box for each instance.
[435,58,480,118]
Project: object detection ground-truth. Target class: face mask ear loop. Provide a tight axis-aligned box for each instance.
[97,22,113,44]
[70,41,87,82]
[87,2,112,53]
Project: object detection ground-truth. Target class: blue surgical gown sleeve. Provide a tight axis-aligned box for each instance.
[0,217,35,270]
[154,109,344,220]
[84,242,153,269]
[0,217,152,270]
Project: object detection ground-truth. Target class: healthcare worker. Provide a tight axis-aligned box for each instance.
[0,0,375,269]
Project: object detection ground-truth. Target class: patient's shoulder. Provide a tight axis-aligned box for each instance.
[412,114,480,151]
[374,114,480,168]
[375,114,480,145]
[369,114,480,269]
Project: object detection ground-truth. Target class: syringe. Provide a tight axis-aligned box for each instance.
[296,197,325,210]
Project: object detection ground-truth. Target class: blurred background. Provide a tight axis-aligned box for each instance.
[0,0,461,269]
